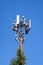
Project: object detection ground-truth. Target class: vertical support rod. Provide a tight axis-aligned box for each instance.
[19,26,23,65]
[20,26,23,57]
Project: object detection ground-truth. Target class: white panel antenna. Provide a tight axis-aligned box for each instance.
[29,19,31,28]
[16,15,20,24]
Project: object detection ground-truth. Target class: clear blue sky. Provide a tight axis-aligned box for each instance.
[0,0,43,65]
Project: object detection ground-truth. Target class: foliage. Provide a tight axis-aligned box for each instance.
[10,48,26,65]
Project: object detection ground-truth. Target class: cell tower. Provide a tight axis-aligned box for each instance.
[12,15,31,57]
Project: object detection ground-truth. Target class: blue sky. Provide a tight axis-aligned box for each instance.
[0,0,43,65]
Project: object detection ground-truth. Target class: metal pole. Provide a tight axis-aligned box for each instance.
[20,26,23,56]
[19,26,23,65]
